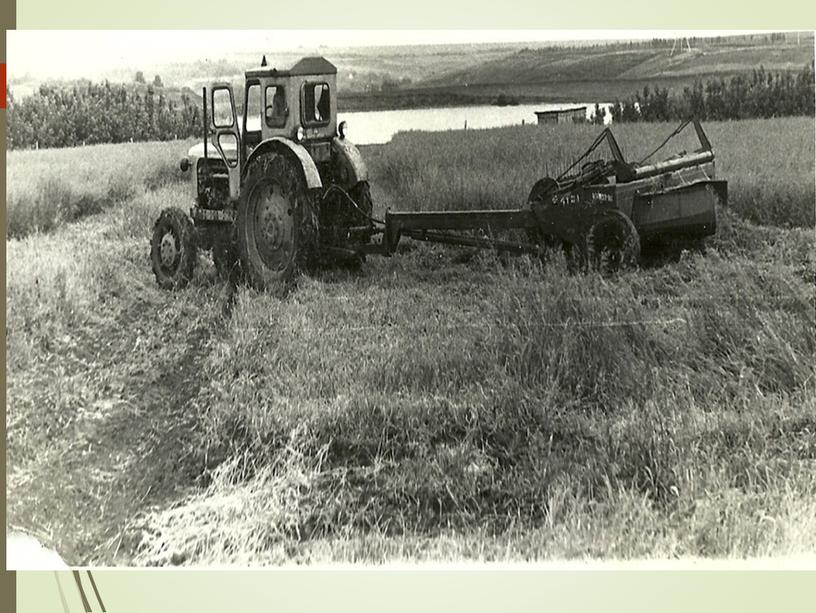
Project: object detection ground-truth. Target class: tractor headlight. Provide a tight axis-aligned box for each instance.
[179,157,191,172]
[338,120,347,139]
[295,126,305,142]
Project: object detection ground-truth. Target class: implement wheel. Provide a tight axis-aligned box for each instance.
[236,152,315,293]
[526,178,561,252]
[584,209,640,273]
[150,207,197,290]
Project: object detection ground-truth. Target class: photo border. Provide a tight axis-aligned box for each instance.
[4,2,816,611]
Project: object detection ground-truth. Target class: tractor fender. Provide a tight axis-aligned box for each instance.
[331,137,369,187]
[243,137,323,190]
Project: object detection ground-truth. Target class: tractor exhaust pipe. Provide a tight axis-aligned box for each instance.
[202,86,208,161]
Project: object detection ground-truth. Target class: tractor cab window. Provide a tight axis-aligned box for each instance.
[264,85,288,128]
[303,82,330,125]
[212,88,235,128]
[245,83,262,133]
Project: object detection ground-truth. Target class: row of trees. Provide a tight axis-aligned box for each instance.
[609,63,815,123]
[7,81,204,150]
[7,62,815,149]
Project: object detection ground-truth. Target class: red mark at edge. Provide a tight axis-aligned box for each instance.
[1,63,6,109]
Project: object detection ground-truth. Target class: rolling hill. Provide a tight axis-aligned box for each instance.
[421,34,815,87]
[344,33,816,110]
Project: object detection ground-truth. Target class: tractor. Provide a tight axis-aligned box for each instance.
[150,56,727,293]
[150,56,374,292]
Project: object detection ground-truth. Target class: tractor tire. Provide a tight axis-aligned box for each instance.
[584,209,640,273]
[236,151,316,294]
[349,180,374,220]
[324,179,371,271]
[150,207,197,290]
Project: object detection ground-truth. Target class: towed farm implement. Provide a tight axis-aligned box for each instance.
[150,56,727,292]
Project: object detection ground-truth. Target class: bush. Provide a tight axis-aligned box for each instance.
[611,63,815,123]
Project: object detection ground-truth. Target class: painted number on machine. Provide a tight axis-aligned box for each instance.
[558,193,581,205]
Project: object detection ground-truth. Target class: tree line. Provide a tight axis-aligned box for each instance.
[7,81,204,150]
[608,63,814,123]
[7,62,815,149]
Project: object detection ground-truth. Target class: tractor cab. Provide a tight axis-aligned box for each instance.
[241,56,338,158]
[182,56,363,212]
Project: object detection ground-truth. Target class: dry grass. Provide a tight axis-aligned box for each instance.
[129,234,815,565]
[6,140,194,238]
[5,118,816,565]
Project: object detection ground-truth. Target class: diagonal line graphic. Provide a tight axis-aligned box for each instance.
[72,571,92,613]
[54,572,71,613]
[86,571,107,612]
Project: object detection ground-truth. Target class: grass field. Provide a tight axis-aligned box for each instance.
[6,140,196,238]
[6,117,815,565]
[424,40,815,88]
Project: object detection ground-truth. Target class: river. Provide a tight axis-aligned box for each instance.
[337,102,612,145]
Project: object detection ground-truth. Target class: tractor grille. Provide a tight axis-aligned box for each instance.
[306,141,331,163]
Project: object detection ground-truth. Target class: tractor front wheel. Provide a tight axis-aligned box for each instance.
[150,207,197,290]
[236,152,315,294]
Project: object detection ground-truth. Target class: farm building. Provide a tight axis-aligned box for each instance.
[535,106,587,125]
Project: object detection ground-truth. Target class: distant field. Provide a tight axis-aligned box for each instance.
[6,140,195,237]
[423,39,815,88]
[6,117,815,565]
[371,37,814,112]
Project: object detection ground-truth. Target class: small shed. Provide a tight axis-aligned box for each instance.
[535,106,587,125]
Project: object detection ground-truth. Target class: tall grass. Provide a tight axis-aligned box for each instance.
[6,140,195,238]
[129,237,815,564]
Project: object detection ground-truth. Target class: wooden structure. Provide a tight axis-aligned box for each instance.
[535,106,587,125]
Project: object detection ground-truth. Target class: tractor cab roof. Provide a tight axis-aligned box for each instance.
[245,56,337,80]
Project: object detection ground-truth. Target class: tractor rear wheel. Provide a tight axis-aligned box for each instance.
[584,209,640,273]
[236,152,315,293]
[349,181,374,220]
[150,207,197,290]
[328,180,372,270]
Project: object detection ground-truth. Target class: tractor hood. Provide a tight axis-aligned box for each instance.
[187,140,237,161]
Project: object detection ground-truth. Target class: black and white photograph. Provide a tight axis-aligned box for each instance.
[5,29,815,567]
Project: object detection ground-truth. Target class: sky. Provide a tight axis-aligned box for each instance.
[8,29,771,81]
